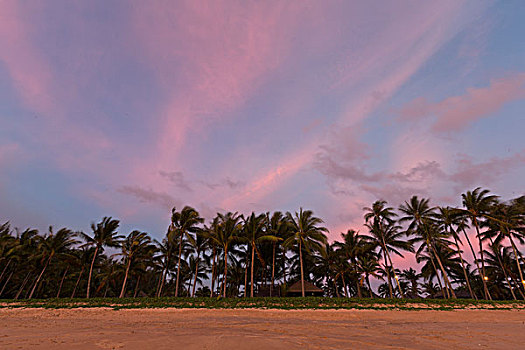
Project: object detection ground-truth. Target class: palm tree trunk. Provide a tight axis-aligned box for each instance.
[244,257,248,298]
[472,219,492,300]
[382,250,393,298]
[157,256,169,297]
[175,232,183,297]
[71,267,84,298]
[508,235,525,295]
[57,266,69,298]
[461,227,488,297]
[282,248,287,284]
[15,271,31,300]
[431,245,456,298]
[250,243,255,297]
[270,242,276,297]
[186,276,192,296]
[366,274,373,298]
[342,275,348,298]
[354,260,362,298]
[384,249,404,298]
[192,251,200,297]
[299,240,305,297]
[119,258,131,298]
[155,271,162,297]
[29,256,52,299]
[488,238,517,300]
[223,245,228,297]
[86,245,99,299]
[0,269,14,297]
[426,246,446,298]
[452,234,476,299]
[334,276,340,297]
[0,259,12,284]
[210,247,216,297]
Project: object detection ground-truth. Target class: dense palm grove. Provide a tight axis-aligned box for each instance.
[1,187,524,300]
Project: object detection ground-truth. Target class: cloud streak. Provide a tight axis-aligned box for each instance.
[398,73,525,133]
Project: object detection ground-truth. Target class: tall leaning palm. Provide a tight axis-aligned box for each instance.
[266,211,290,296]
[364,200,408,298]
[28,227,78,299]
[116,230,155,298]
[334,229,369,298]
[437,206,476,299]
[81,217,121,298]
[399,196,456,299]
[462,187,498,300]
[170,206,203,297]
[284,208,328,297]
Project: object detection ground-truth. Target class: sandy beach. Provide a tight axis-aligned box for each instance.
[1,308,524,349]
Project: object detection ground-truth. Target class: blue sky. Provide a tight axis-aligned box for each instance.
[0,1,524,248]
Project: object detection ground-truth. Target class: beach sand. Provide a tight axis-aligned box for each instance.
[1,308,524,349]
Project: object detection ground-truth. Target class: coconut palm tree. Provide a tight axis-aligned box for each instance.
[461,187,498,299]
[190,231,209,297]
[399,196,456,298]
[400,268,421,298]
[363,200,404,298]
[243,212,280,297]
[356,254,380,298]
[116,231,156,298]
[364,201,412,299]
[436,207,476,299]
[266,211,290,296]
[206,212,243,297]
[284,208,328,297]
[485,199,525,295]
[80,217,121,298]
[334,229,372,298]
[28,227,77,299]
[170,206,204,297]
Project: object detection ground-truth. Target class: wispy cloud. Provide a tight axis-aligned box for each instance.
[117,186,179,210]
[159,171,192,192]
[397,73,525,133]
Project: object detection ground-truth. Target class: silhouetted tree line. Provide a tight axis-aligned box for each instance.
[1,187,524,300]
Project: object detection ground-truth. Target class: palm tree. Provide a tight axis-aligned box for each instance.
[116,231,156,298]
[243,212,280,297]
[266,211,290,296]
[461,187,498,299]
[28,227,77,299]
[81,217,121,298]
[356,254,380,298]
[190,231,209,297]
[436,207,476,299]
[206,212,243,297]
[154,232,174,297]
[334,229,371,298]
[485,199,525,295]
[400,268,421,298]
[170,206,204,297]
[399,196,456,298]
[364,200,399,298]
[284,208,328,297]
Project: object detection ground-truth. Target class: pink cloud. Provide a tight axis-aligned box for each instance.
[449,152,525,190]
[128,1,306,180]
[0,1,55,115]
[398,73,525,132]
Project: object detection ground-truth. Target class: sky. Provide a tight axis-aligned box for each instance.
[1,1,525,249]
